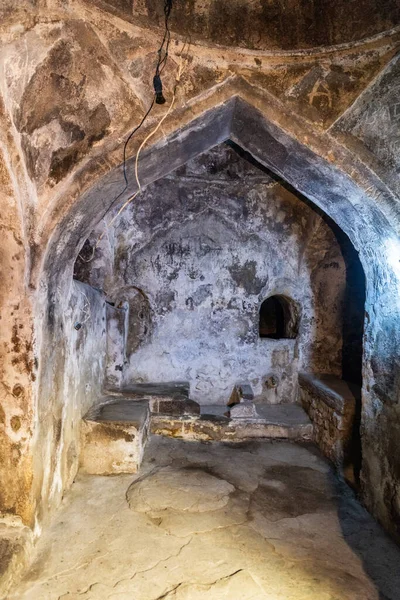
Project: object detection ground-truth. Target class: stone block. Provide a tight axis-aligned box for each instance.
[299,372,357,466]
[80,400,150,474]
[230,401,258,419]
[227,382,254,407]
[151,404,312,442]
[150,398,200,417]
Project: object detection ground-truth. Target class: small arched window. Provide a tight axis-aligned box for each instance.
[259,295,299,339]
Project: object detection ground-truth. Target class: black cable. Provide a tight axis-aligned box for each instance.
[78,0,178,264]
[122,98,155,187]
[119,0,173,182]
[154,0,173,103]
[97,0,173,223]
[88,97,155,233]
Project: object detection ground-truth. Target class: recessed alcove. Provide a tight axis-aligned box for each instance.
[73,141,361,407]
[259,295,299,339]
[1,0,400,593]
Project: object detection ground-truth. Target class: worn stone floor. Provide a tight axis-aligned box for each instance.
[8,436,400,600]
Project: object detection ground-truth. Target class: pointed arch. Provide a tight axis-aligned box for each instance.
[34,95,400,539]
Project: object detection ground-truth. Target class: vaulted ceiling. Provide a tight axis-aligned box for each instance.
[90,0,400,51]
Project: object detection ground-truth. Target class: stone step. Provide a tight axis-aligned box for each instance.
[81,400,312,476]
[119,381,190,399]
[152,404,313,442]
[81,399,150,475]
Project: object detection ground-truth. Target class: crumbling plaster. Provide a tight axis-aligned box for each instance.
[30,280,107,529]
[0,0,399,548]
[76,144,347,404]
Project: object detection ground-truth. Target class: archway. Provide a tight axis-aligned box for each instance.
[33,96,400,541]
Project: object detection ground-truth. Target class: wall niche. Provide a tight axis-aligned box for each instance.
[74,143,359,404]
[259,295,299,340]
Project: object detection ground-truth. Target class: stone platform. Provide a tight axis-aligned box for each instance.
[81,392,312,475]
[152,404,312,442]
[80,398,150,475]
[299,373,360,466]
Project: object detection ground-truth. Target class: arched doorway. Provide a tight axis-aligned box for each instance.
[32,97,400,540]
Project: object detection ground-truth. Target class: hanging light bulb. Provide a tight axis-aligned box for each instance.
[153,73,166,104]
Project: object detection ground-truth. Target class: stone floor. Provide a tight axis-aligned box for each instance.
[8,436,400,600]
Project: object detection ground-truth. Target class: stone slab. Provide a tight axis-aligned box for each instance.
[200,405,230,418]
[119,381,190,399]
[230,401,258,419]
[299,372,359,414]
[101,385,200,417]
[151,406,312,442]
[80,400,150,475]
[86,399,149,424]
[149,398,200,417]
[255,403,313,426]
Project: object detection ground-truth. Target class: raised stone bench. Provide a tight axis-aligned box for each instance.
[151,404,312,442]
[118,381,200,417]
[80,397,150,475]
[81,389,312,474]
[299,373,358,466]
[80,383,200,475]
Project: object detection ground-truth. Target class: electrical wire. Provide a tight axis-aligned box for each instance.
[158,0,173,75]
[79,39,190,266]
[79,0,175,264]
[84,48,189,252]
[103,56,187,232]
[122,98,155,187]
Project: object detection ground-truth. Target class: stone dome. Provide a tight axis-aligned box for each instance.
[129,0,400,51]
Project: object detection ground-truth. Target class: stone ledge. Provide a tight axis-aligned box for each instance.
[80,400,150,475]
[299,372,359,465]
[298,373,358,415]
[150,409,313,442]
[80,399,312,473]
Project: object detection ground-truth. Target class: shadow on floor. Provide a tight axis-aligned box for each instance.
[335,476,400,600]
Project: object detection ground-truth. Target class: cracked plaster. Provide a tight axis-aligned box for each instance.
[0,0,399,581]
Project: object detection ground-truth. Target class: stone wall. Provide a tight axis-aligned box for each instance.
[97,0,400,51]
[31,280,107,524]
[299,373,357,467]
[76,144,347,404]
[0,0,399,546]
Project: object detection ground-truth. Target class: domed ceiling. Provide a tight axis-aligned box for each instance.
[94,0,400,51]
